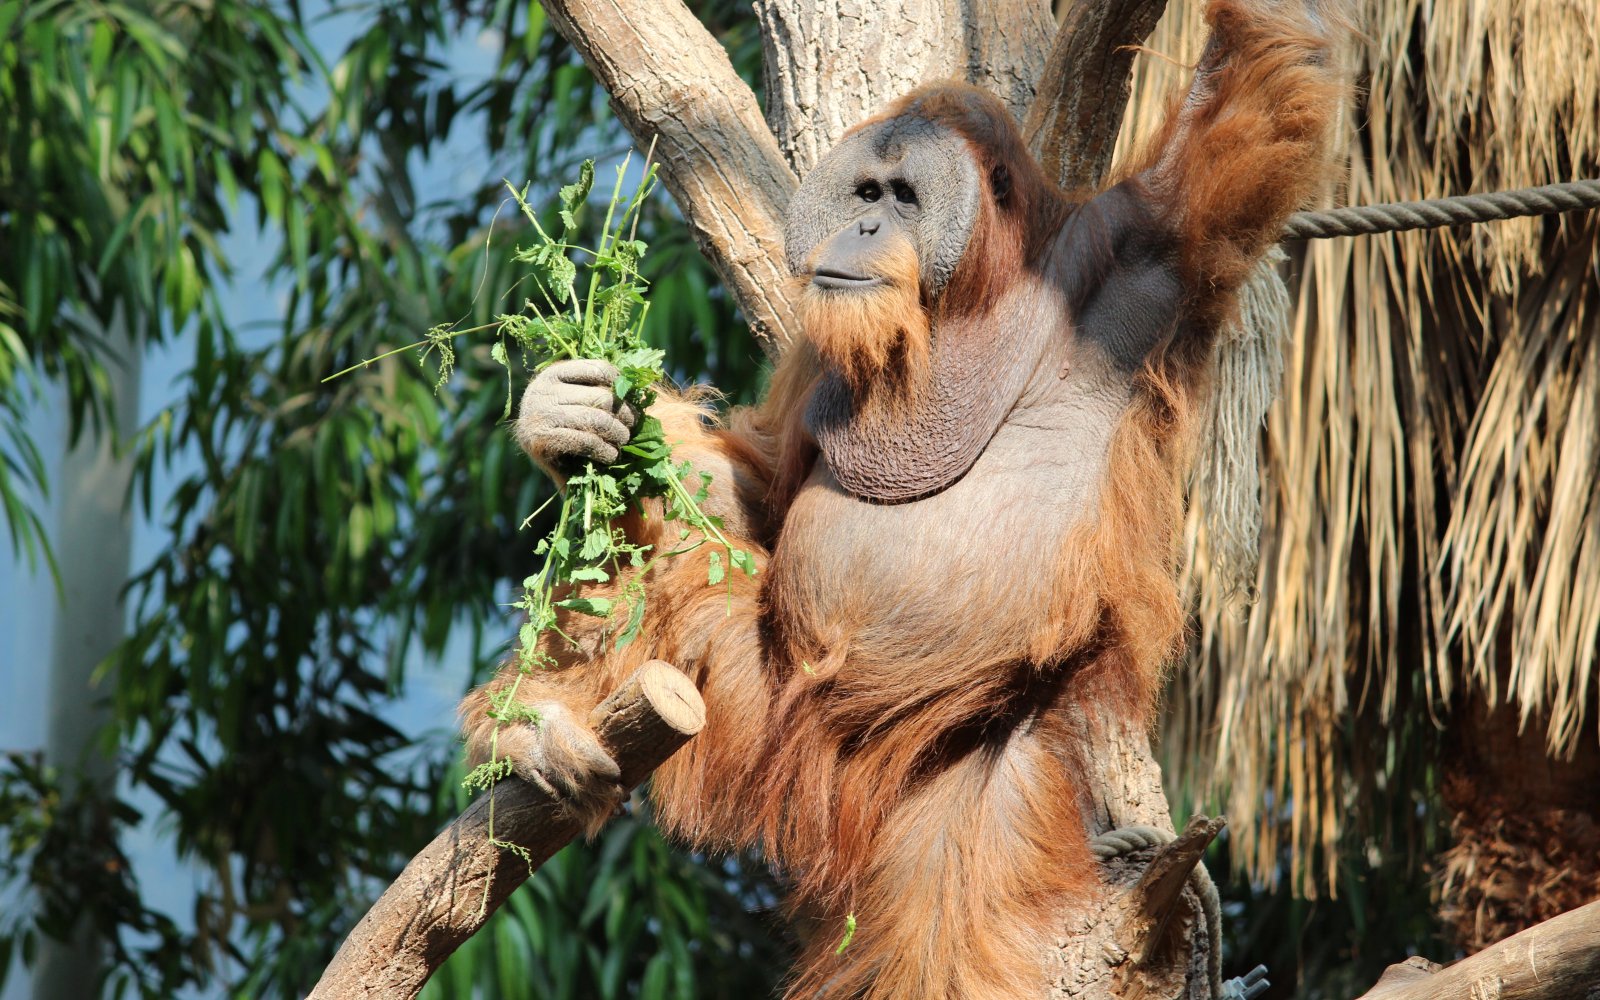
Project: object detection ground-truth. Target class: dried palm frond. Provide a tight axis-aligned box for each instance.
[1122,0,1600,896]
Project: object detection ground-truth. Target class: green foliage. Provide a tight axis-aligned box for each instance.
[834,912,857,955]
[0,753,197,995]
[0,0,313,576]
[0,0,782,996]
[405,159,758,848]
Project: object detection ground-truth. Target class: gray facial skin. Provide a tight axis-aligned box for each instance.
[783,117,982,298]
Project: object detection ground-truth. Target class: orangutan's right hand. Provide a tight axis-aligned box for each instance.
[513,359,641,479]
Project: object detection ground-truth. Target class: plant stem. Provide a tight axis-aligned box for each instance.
[320,321,501,383]
[664,464,736,553]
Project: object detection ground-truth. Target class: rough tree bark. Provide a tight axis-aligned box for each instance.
[1052,816,1226,999]
[1022,0,1169,189]
[755,0,1055,176]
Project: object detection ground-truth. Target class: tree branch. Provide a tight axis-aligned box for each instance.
[541,0,802,359]
[307,661,706,1000]
[1023,0,1170,190]
[1115,815,1225,973]
[1351,899,1600,1000]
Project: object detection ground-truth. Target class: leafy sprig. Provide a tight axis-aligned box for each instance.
[479,154,757,656]
[362,154,758,872]
[323,154,757,885]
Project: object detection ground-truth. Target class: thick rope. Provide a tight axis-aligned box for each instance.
[1202,179,1600,608]
[1282,179,1600,239]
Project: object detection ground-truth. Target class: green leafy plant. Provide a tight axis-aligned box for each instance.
[335,153,757,869]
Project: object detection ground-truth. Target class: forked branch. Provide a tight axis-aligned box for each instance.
[540,0,802,358]
[307,661,705,1000]
[1024,0,1170,190]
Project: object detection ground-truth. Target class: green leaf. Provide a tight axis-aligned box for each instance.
[615,592,647,649]
[258,148,285,223]
[613,238,647,265]
[348,504,371,559]
[555,596,613,618]
[835,913,858,954]
[640,954,670,1000]
[545,254,577,299]
[730,548,759,576]
[557,159,594,234]
[707,550,725,586]
[578,526,610,560]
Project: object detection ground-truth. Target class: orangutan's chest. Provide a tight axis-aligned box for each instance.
[763,409,1115,658]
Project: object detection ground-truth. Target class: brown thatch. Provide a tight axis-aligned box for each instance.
[1118,0,1600,899]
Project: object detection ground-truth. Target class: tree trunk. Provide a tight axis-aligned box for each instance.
[756,0,1054,176]
[32,314,141,1000]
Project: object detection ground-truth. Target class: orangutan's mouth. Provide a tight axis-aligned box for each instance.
[811,269,885,290]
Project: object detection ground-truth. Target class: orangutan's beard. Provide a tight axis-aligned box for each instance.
[797,241,933,401]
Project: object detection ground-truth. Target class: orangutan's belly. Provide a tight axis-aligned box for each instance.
[764,418,1110,667]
